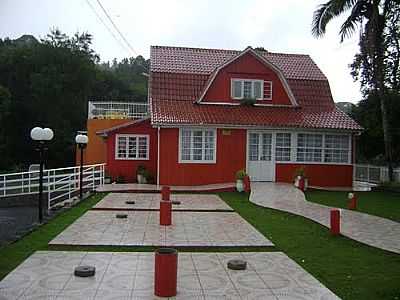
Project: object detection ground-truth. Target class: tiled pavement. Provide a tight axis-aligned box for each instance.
[0,251,340,300]
[49,211,273,247]
[93,193,234,211]
[96,183,235,193]
[250,182,400,254]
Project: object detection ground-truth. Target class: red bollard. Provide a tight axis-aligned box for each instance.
[330,209,341,235]
[161,186,170,201]
[154,248,178,297]
[160,200,172,226]
[243,175,251,193]
[298,177,305,192]
[348,193,357,210]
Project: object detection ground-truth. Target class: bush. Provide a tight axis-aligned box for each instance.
[115,175,125,183]
[136,165,146,176]
[236,169,247,180]
[240,98,256,106]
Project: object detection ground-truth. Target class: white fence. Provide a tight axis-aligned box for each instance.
[0,164,105,209]
[88,101,148,119]
[354,164,400,183]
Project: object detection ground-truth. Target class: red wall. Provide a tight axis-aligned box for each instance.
[106,120,158,183]
[275,163,353,187]
[159,128,246,185]
[203,52,292,105]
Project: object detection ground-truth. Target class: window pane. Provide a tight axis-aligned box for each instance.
[249,133,259,161]
[253,81,262,99]
[180,129,215,162]
[243,81,252,98]
[296,133,322,162]
[233,80,242,98]
[128,137,137,158]
[260,133,272,161]
[117,136,127,158]
[204,131,215,161]
[324,135,349,163]
[276,133,291,161]
[138,137,147,158]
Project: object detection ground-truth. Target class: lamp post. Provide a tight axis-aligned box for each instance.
[75,134,88,199]
[30,127,54,223]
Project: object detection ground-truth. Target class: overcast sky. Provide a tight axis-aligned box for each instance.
[1,0,362,103]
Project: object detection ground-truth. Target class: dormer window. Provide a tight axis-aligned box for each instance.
[231,79,272,100]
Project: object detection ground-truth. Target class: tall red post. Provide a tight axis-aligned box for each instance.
[330,209,341,235]
[348,193,357,210]
[154,248,178,297]
[243,175,251,193]
[161,186,170,201]
[160,200,172,225]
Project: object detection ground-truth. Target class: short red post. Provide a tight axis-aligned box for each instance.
[348,193,357,210]
[161,186,170,201]
[160,200,172,226]
[298,177,305,192]
[154,248,178,297]
[330,209,341,236]
[243,175,251,193]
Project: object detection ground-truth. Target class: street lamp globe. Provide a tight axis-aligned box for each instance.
[75,134,89,145]
[42,128,54,141]
[30,127,44,141]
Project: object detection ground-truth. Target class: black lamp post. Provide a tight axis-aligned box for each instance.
[75,134,88,199]
[30,127,54,223]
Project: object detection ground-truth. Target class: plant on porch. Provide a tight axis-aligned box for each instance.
[235,169,247,192]
[294,166,308,191]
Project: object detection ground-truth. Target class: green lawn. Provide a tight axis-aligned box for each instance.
[219,192,400,300]
[0,191,399,300]
[305,190,400,222]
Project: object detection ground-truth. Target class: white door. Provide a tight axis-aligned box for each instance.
[247,132,275,181]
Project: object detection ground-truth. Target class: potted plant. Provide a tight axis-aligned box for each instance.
[235,169,247,192]
[136,165,147,184]
[115,175,125,184]
[294,166,308,191]
[240,97,256,106]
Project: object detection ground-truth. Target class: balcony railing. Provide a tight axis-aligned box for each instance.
[88,101,148,119]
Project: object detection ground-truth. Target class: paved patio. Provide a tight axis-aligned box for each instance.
[49,211,273,247]
[96,183,235,193]
[93,193,233,211]
[0,251,340,299]
[250,182,400,254]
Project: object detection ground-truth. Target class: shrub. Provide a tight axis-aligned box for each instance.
[236,169,247,180]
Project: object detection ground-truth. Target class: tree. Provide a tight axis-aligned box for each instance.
[312,0,400,180]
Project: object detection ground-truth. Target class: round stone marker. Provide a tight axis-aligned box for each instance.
[227,259,247,270]
[74,266,96,277]
[171,201,181,205]
[125,201,135,205]
[116,213,128,219]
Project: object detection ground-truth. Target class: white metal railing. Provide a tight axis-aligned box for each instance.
[0,164,105,209]
[88,101,148,119]
[354,164,400,183]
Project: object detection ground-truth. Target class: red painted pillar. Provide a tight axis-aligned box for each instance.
[330,209,341,235]
[154,248,178,297]
[161,186,170,201]
[160,200,172,225]
[243,175,251,193]
[298,177,305,192]
[348,193,357,210]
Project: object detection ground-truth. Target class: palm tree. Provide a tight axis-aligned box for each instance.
[312,0,398,181]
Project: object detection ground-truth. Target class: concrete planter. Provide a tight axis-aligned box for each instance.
[137,174,147,184]
[236,179,244,192]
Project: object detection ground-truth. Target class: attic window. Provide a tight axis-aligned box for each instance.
[231,79,272,100]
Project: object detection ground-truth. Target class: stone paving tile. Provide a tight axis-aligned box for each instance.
[49,211,273,247]
[0,251,340,300]
[94,193,233,211]
[250,182,400,254]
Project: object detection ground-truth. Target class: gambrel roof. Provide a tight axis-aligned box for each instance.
[149,46,362,131]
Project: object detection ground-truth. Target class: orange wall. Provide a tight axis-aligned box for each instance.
[106,120,158,183]
[275,163,353,187]
[203,52,292,105]
[159,128,246,185]
[76,119,131,166]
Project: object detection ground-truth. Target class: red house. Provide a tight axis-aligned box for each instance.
[97,46,362,187]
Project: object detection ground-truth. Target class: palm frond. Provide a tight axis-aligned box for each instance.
[339,1,368,41]
[312,0,358,38]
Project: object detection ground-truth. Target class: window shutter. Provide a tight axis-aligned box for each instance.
[264,81,272,100]
[253,81,262,99]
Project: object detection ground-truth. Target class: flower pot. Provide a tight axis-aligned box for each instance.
[236,179,244,192]
[137,174,147,184]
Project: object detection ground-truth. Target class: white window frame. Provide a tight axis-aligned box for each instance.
[178,128,217,164]
[296,133,324,163]
[115,134,150,160]
[275,132,291,162]
[231,79,265,100]
[324,134,351,163]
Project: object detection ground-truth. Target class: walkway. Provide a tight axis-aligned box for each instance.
[96,182,235,193]
[250,182,400,254]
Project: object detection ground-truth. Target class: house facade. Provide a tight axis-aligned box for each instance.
[96,46,362,187]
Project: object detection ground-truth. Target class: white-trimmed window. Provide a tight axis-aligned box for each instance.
[179,128,216,163]
[296,133,323,162]
[324,134,350,163]
[231,79,269,100]
[275,133,291,161]
[116,134,149,160]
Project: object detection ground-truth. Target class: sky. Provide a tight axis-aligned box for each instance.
[0,0,362,103]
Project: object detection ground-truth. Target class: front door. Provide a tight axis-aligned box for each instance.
[247,132,275,181]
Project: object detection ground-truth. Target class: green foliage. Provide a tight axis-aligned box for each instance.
[0,29,148,171]
[136,164,146,176]
[293,166,307,178]
[239,97,256,106]
[115,175,125,183]
[235,169,247,180]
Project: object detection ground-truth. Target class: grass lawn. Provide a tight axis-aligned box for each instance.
[305,190,400,222]
[219,192,400,300]
[0,191,399,300]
